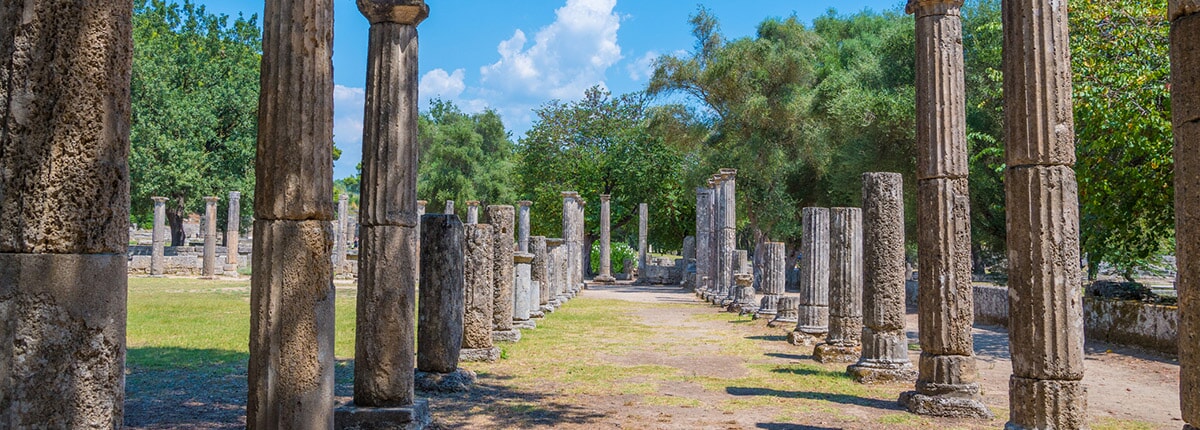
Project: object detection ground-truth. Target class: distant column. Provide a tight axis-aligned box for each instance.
[720,169,738,294]
[518,200,532,252]
[695,187,713,296]
[709,174,728,303]
[225,191,242,272]
[335,193,349,273]
[461,223,500,362]
[512,252,536,329]
[596,195,616,283]
[532,236,551,315]
[790,207,830,346]
[814,208,863,363]
[444,200,455,215]
[416,215,467,378]
[547,238,566,308]
[849,173,917,383]
[1172,2,1200,429]
[152,197,169,276]
[466,200,480,224]
[755,242,786,319]
[203,196,219,278]
[417,200,428,217]
[638,203,649,273]
[487,205,520,342]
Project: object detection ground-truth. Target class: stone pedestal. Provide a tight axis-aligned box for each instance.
[814,208,863,364]
[461,224,500,362]
[756,242,786,319]
[1173,3,1200,429]
[1002,0,1087,426]
[152,197,169,276]
[466,201,480,225]
[791,208,830,346]
[518,201,532,253]
[512,252,537,329]
[416,215,470,392]
[849,173,917,384]
[225,191,242,273]
[595,194,616,283]
[487,205,520,343]
[769,297,800,328]
[202,196,219,278]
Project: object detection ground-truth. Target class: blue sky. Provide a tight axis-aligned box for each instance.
[191,0,905,179]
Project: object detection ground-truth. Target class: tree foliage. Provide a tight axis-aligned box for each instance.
[130,0,260,245]
[417,99,518,211]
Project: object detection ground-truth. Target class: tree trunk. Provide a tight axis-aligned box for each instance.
[167,200,186,246]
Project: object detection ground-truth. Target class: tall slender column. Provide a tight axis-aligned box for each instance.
[487,205,520,342]
[203,196,219,278]
[335,193,349,273]
[695,187,713,295]
[638,203,649,273]
[337,1,431,428]
[518,200,532,252]
[562,192,580,296]
[575,196,588,292]
[532,236,552,315]
[416,214,472,391]
[710,175,729,302]
[0,0,131,424]
[152,197,169,276]
[814,208,863,363]
[849,173,917,383]
[596,194,616,283]
[461,223,500,362]
[443,200,454,215]
[720,169,738,291]
[225,191,242,272]
[755,242,786,319]
[791,208,830,346]
[1172,3,1200,429]
[1002,0,1086,426]
[466,200,480,224]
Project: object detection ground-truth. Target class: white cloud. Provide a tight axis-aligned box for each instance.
[480,0,623,100]
[419,68,467,100]
[627,50,659,81]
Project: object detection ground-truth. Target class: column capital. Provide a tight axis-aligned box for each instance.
[339,193,349,202]
[417,200,428,206]
[719,168,738,179]
[466,200,480,207]
[905,0,963,17]
[358,0,429,26]
[599,194,611,202]
[561,191,580,200]
[204,196,219,203]
[518,200,533,207]
[152,196,168,204]
[1171,0,1200,21]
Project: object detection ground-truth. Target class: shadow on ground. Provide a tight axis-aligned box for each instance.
[419,371,607,429]
[124,347,249,429]
[726,386,904,411]
[756,424,843,430]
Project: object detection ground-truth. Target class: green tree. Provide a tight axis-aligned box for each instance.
[417,99,518,211]
[130,0,260,245]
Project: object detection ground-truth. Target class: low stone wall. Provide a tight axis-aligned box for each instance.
[970,284,1179,355]
[640,257,683,285]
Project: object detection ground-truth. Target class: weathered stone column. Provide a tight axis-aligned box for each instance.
[415,214,475,392]
[461,223,500,362]
[900,0,990,418]
[532,236,552,315]
[466,200,480,224]
[756,242,786,319]
[638,203,649,274]
[724,249,750,306]
[203,196,219,278]
[335,193,349,273]
[577,198,588,288]
[731,274,757,315]
[417,200,428,217]
[849,173,917,384]
[547,238,566,308]
[487,205,520,342]
[152,197,169,276]
[769,297,801,328]
[337,1,430,428]
[814,208,863,363]
[1002,0,1086,426]
[512,252,536,329]
[225,191,242,272]
[695,187,714,296]
[0,0,131,425]
[562,193,579,295]
[518,200,532,253]
[1173,3,1200,429]
[444,200,455,215]
[791,208,830,346]
[595,194,616,283]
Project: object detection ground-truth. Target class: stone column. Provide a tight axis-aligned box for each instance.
[466,201,480,224]
[335,193,349,273]
[203,196,219,278]
[443,200,455,215]
[756,242,786,319]
[724,249,750,306]
[849,173,917,383]
[720,169,738,290]
[638,203,649,274]
[577,198,588,287]
[814,208,863,363]
[337,1,430,428]
[695,187,713,296]
[225,191,242,272]
[596,194,616,283]
[1002,0,1087,426]
[769,297,801,328]
[487,205,520,342]
[1173,3,1200,429]
[532,236,552,315]
[899,0,990,418]
[517,200,532,253]
[417,200,428,217]
[152,197,169,276]
[731,274,757,315]
[0,0,131,425]
[562,193,579,296]
[790,208,830,346]
[416,214,474,392]
[461,223,500,362]
[546,238,566,308]
[512,252,536,329]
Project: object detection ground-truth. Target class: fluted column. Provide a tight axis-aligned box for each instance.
[1173,2,1200,429]
[335,193,349,273]
[815,208,863,363]
[717,170,738,301]
[225,191,242,272]
[338,2,430,428]
[596,194,616,283]
[461,223,499,361]
[850,173,917,383]
[203,196,219,278]
[0,0,131,425]
[1002,0,1086,427]
[532,236,552,315]
[516,200,531,253]
[638,203,649,273]
[900,0,991,419]
[562,192,581,296]
[152,197,169,276]
[791,207,830,346]
[755,242,786,319]
[466,200,480,224]
[487,205,520,342]
[695,187,714,295]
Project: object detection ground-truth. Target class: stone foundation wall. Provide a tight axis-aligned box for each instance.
[641,257,683,285]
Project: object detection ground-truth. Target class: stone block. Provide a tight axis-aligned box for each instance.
[463,224,494,351]
[334,399,431,430]
[916,352,978,390]
[1006,376,1087,430]
[355,224,419,406]
[417,215,464,374]
[916,178,974,356]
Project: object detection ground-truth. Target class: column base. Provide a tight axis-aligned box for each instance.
[460,347,501,363]
[513,319,536,330]
[847,361,917,384]
[788,330,825,346]
[414,368,477,393]
[530,310,546,319]
[1005,376,1086,430]
[767,316,798,328]
[813,344,862,364]
[753,309,777,320]
[223,264,238,273]
[593,274,616,284]
[335,399,431,430]
[899,386,993,419]
[492,329,522,343]
[540,304,555,314]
